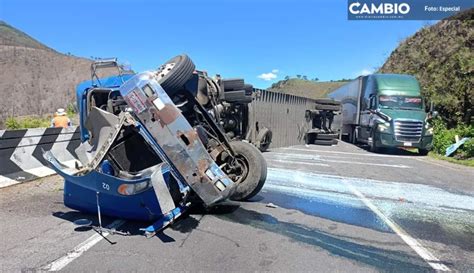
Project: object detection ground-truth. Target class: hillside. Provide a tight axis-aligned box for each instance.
[0,21,52,51]
[379,8,473,126]
[268,79,348,99]
[0,21,114,129]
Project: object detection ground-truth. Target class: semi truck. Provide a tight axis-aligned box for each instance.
[328,74,436,155]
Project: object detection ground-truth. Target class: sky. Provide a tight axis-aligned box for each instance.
[0,0,429,88]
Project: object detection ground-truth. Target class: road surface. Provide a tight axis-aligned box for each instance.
[1,142,473,272]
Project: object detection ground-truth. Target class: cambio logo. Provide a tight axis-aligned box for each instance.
[349,2,410,15]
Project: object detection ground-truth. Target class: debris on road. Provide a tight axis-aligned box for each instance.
[446,137,470,157]
[266,202,278,208]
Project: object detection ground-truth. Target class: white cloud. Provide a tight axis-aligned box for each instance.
[258,69,279,81]
[354,68,373,77]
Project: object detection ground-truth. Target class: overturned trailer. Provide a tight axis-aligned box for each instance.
[196,74,272,152]
[45,55,267,236]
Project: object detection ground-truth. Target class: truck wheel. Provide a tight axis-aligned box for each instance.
[155,54,195,94]
[305,133,315,145]
[256,127,272,152]
[350,127,357,144]
[227,141,267,201]
[316,133,338,140]
[314,104,341,111]
[314,139,336,145]
[244,84,253,96]
[369,130,379,153]
[418,149,429,156]
[223,78,245,91]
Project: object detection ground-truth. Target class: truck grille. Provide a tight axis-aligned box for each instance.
[394,119,423,143]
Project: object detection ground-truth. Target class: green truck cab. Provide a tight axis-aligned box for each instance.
[329,74,435,155]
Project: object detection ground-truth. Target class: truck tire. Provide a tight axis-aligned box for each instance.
[316,133,338,140]
[314,139,337,145]
[229,141,267,201]
[156,54,195,94]
[350,127,357,144]
[256,127,272,152]
[244,84,253,96]
[305,133,315,144]
[314,98,340,105]
[314,104,341,111]
[369,130,379,153]
[418,149,429,156]
[223,78,245,91]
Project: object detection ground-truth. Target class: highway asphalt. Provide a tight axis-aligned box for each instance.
[1,141,473,272]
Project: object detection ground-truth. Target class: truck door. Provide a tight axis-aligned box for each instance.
[358,74,377,142]
[359,95,376,141]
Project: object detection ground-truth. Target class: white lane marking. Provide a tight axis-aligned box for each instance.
[42,219,126,271]
[267,153,410,168]
[282,147,413,158]
[0,175,19,188]
[343,180,450,271]
[321,159,410,168]
[266,159,330,167]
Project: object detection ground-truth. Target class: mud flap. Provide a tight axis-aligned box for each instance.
[151,165,176,214]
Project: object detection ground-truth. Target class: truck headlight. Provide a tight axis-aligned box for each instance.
[425,127,434,135]
[377,122,390,132]
[118,181,151,195]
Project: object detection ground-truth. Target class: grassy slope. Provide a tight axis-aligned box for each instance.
[429,152,474,167]
[268,79,348,99]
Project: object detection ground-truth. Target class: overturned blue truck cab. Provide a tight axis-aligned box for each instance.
[44,56,267,236]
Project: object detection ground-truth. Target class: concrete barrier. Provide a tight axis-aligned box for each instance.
[0,127,81,188]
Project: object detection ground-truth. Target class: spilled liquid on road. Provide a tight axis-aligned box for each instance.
[218,207,432,272]
[262,167,474,249]
[217,165,474,271]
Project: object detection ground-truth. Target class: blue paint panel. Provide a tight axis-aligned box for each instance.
[47,152,169,221]
[76,74,135,141]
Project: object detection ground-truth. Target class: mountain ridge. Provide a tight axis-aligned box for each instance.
[0,21,114,129]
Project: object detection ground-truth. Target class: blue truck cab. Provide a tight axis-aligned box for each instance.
[44,59,237,235]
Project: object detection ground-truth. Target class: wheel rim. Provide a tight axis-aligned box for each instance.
[155,62,176,81]
[225,155,250,185]
[260,133,271,149]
